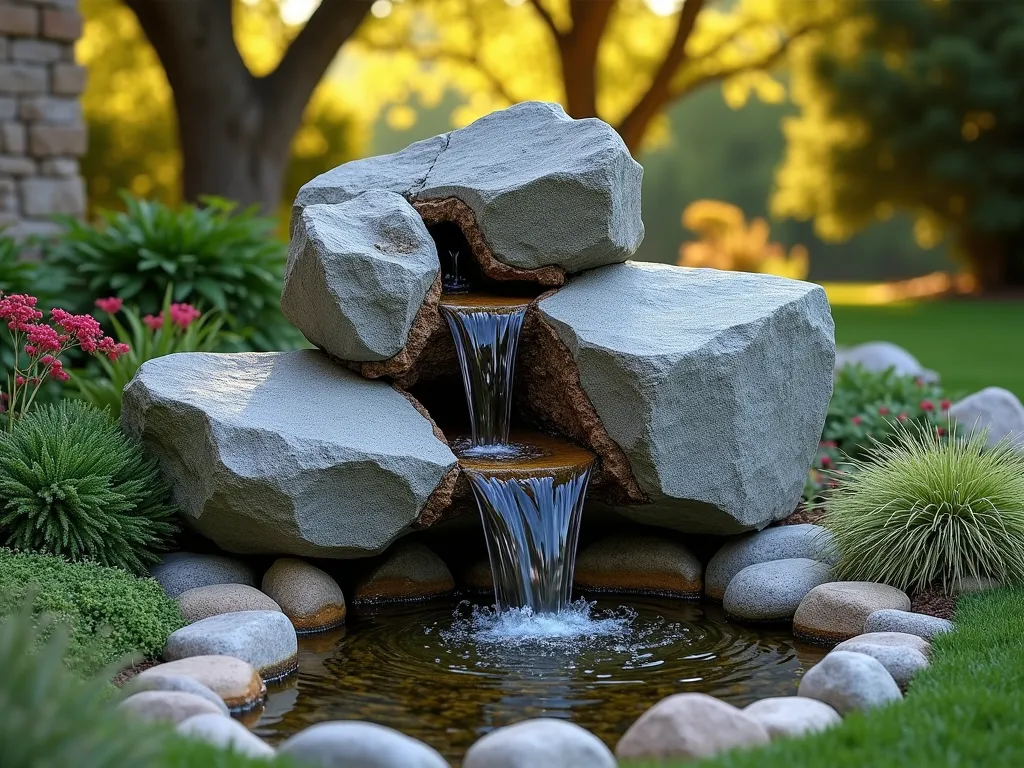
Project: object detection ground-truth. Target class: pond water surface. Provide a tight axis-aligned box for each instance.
[252,596,826,764]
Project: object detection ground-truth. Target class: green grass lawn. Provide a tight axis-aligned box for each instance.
[831,300,1024,399]
[626,587,1024,768]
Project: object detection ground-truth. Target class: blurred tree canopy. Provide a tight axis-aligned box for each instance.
[358,0,846,152]
[80,0,365,217]
[775,0,1024,290]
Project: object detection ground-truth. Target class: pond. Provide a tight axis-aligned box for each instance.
[252,596,826,764]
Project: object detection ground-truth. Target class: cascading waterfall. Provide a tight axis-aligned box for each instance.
[440,293,595,614]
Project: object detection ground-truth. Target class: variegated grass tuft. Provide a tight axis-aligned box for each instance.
[824,420,1024,594]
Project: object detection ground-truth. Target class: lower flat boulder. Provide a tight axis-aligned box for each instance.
[539,264,834,534]
[163,611,298,682]
[573,535,702,597]
[122,350,457,558]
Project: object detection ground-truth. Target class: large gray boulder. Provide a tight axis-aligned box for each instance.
[293,101,643,276]
[539,263,835,534]
[949,386,1024,449]
[282,192,439,362]
[122,350,457,558]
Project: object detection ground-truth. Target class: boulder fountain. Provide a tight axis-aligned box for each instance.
[123,100,835,589]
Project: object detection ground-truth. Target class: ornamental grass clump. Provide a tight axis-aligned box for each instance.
[824,421,1024,594]
[0,400,177,574]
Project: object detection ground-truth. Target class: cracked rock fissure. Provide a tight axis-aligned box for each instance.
[352,208,647,527]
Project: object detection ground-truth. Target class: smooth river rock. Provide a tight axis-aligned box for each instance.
[283,191,438,362]
[164,611,298,682]
[572,535,702,597]
[353,541,455,603]
[833,632,930,689]
[278,721,449,768]
[262,557,347,632]
[294,101,644,276]
[122,350,457,558]
[723,558,833,623]
[118,691,226,725]
[615,693,770,762]
[794,582,911,646]
[705,524,836,600]
[864,609,953,640]
[177,713,276,759]
[464,719,615,768]
[138,655,266,711]
[150,552,256,598]
[125,673,229,716]
[798,650,902,715]
[540,264,835,535]
[742,697,841,739]
[949,386,1024,449]
[176,584,282,624]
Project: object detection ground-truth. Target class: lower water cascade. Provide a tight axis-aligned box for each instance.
[439,293,595,614]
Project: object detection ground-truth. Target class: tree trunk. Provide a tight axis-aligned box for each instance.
[965,231,1024,292]
[125,0,369,213]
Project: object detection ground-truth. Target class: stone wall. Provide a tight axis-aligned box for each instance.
[0,0,86,239]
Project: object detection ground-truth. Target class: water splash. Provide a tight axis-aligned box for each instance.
[441,599,635,647]
[442,250,472,294]
[466,464,592,614]
[441,302,527,446]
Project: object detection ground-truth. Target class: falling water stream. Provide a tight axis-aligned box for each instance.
[440,294,595,614]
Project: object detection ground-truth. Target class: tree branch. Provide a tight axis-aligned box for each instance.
[529,0,563,40]
[616,0,706,150]
[264,0,373,136]
[669,23,818,102]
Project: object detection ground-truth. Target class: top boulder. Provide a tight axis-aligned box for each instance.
[293,102,644,276]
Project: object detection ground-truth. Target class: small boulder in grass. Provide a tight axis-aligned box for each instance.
[797,650,902,715]
[833,632,930,690]
[573,535,702,598]
[177,714,276,759]
[793,581,911,646]
[864,609,953,640]
[743,697,841,739]
[464,719,615,768]
[278,721,449,768]
[615,693,770,762]
[262,557,347,633]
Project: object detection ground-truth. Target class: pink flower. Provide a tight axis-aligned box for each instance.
[920,400,935,412]
[95,297,124,314]
[0,293,43,331]
[23,323,62,353]
[936,426,946,437]
[168,303,201,329]
[851,415,863,426]
[820,455,832,468]
[15,376,25,386]
[878,406,890,416]
[23,345,36,356]
[39,355,54,365]
[940,399,951,410]
[98,336,130,361]
[143,314,164,331]
[49,359,69,382]
[898,412,909,422]
[51,309,104,352]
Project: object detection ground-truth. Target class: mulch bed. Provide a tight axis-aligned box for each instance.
[910,587,958,620]
[775,504,825,526]
[112,658,159,688]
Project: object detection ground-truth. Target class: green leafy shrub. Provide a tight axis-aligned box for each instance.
[75,287,234,416]
[0,400,177,573]
[46,193,301,351]
[823,423,1024,593]
[0,549,183,675]
[0,604,295,768]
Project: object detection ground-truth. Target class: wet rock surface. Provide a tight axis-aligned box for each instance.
[262,557,347,632]
[353,541,455,603]
[723,558,833,623]
[573,535,702,597]
[164,611,298,682]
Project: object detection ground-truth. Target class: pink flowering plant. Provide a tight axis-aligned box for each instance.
[0,291,128,429]
[74,285,230,417]
[804,363,955,501]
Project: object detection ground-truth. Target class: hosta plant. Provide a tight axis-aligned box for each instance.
[46,192,300,351]
[74,287,232,416]
[0,400,177,574]
[824,421,1024,594]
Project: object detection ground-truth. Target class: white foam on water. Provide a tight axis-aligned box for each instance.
[440,599,635,648]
